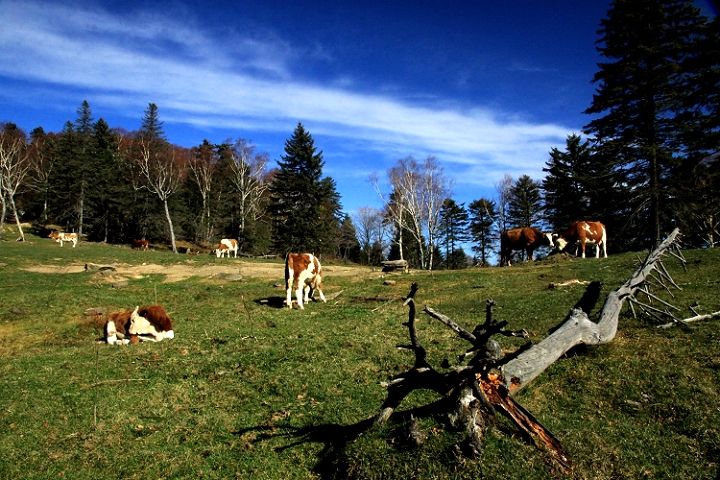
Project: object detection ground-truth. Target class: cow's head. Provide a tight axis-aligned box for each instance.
[543,232,555,249]
[552,234,568,252]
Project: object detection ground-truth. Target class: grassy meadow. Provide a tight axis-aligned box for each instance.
[0,229,719,479]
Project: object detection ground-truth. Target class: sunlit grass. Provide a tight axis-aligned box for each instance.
[0,230,718,479]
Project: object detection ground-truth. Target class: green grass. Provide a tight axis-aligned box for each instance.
[1,230,718,479]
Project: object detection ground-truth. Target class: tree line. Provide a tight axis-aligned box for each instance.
[1,0,717,268]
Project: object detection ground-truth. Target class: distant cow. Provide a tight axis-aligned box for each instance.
[554,221,607,259]
[48,231,78,248]
[132,239,149,250]
[104,305,175,345]
[285,253,327,310]
[500,227,554,267]
[215,238,238,258]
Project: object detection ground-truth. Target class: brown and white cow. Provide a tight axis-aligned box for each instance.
[48,231,78,248]
[132,239,149,250]
[215,238,238,258]
[285,253,327,310]
[104,305,175,345]
[554,221,607,259]
[500,227,554,267]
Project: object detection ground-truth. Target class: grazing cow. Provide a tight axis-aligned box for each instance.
[215,238,238,258]
[500,227,554,267]
[48,231,78,248]
[554,221,607,259]
[285,253,327,310]
[132,239,149,250]
[104,305,175,345]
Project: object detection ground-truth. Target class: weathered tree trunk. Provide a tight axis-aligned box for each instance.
[8,193,24,241]
[163,198,178,254]
[0,191,7,238]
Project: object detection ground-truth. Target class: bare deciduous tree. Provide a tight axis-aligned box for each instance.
[0,125,31,241]
[227,138,269,246]
[382,156,449,270]
[354,206,386,264]
[27,132,55,224]
[495,174,513,233]
[188,141,217,242]
[135,137,187,254]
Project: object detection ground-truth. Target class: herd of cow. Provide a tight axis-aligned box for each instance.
[500,220,607,266]
[46,221,605,345]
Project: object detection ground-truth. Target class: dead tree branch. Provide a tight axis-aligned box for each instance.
[657,310,720,329]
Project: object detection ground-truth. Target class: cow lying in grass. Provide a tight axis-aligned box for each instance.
[104,305,175,345]
[215,238,238,258]
[285,252,327,310]
[49,231,78,247]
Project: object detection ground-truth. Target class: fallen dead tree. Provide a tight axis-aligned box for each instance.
[372,228,687,473]
[499,228,683,392]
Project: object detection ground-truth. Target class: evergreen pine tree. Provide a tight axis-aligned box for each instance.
[541,134,618,230]
[468,198,497,267]
[268,123,341,255]
[85,119,131,243]
[338,214,361,262]
[585,0,708,246]
[438,198,469,269]
[48,121,79,230]
[507,175,543,228]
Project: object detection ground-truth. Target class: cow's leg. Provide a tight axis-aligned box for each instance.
[295,286,305,309]
[581,241,586,258]
[303,284,311,304]
[316,286,327,303]
[286,281,294,309]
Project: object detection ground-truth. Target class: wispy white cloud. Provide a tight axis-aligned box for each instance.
[0,0,572,194]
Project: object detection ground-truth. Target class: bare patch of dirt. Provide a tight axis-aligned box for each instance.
[22,261,372,283]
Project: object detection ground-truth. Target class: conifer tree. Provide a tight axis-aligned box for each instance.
[85,119,130,243]
[438,198,469,269]
[268,123,341,255]
[73,100,94,236]
[468,198,497,267]
[507,175,543,228]
[338,214,361,262]
[585,0,709,246]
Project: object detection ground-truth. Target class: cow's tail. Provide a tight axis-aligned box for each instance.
[284,253,292,289]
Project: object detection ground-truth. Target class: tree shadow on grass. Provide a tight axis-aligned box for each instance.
[232,400,451,479]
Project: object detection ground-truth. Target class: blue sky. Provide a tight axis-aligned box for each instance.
[0,0,713,218]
